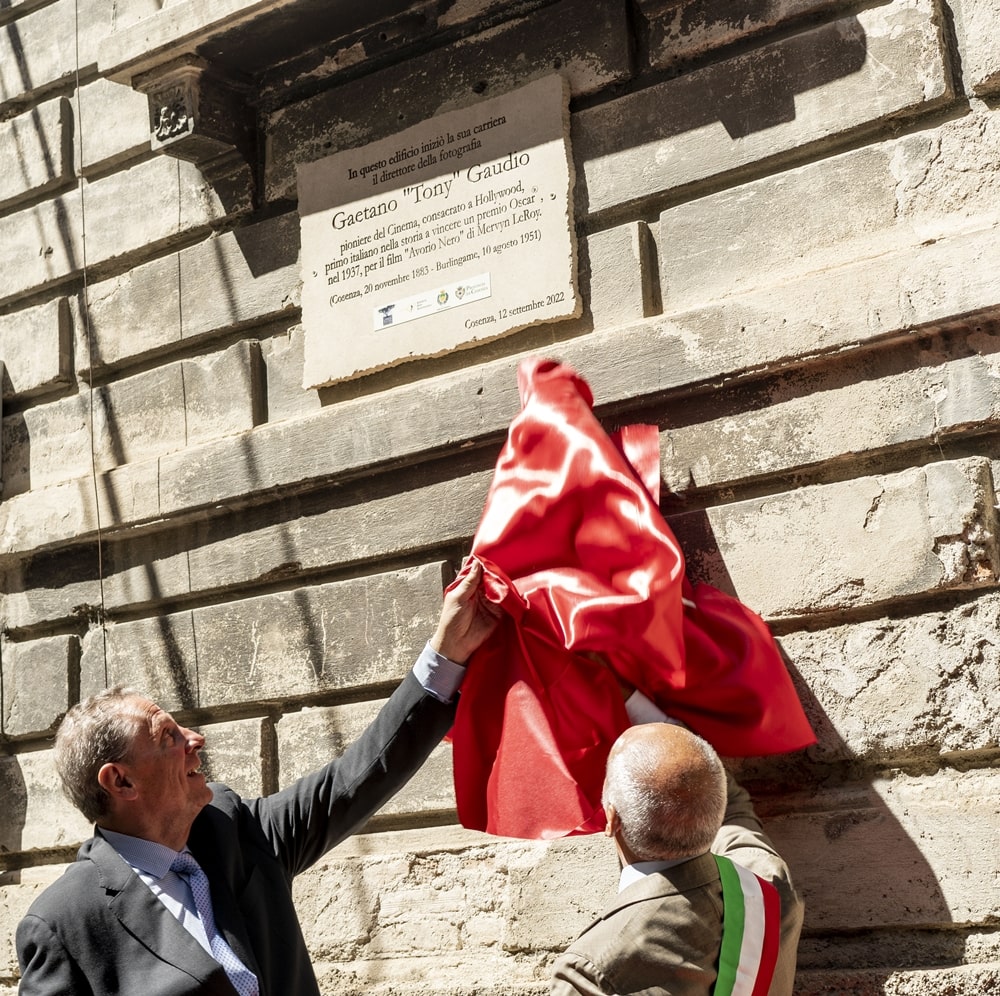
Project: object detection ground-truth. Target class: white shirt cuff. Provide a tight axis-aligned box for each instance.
[413,642,466,703]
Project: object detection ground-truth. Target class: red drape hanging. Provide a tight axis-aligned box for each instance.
[450,358,815,839]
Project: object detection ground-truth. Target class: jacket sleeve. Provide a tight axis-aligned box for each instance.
[249,671,457,876]
[16,914,93,996]
[712,773,804,996]
[550,950,616,996]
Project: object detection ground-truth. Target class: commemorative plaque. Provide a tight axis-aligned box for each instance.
[298,74,579,388]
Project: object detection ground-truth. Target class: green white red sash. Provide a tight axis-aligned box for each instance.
[712,855,781,996]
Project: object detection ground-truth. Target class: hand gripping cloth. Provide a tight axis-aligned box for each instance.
[449,358,815,838]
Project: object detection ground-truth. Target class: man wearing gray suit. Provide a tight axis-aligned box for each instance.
[551,707,804,996]
[16,562,499,996]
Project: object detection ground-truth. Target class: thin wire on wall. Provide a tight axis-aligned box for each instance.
[72,0,108,685]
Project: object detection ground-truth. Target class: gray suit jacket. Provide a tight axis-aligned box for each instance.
[550,775,804,996]
[16,673,456,996]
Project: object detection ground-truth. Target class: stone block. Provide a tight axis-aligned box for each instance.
[772,769,1000,931]
[1,634,75,738]
[795,965,1000,996]
[292,825,604,988]
[950,0,1000,95]
[0,97,73,211]
[0,751,91,853]
[0,0,114,111]
[276,699,454,823]
[79,614,198,712]
[199,716,271,799]
[261,326,322,424]
[639,0,858,72]
[0,543,103,632]
[783,592,1000,763]
[183,472,487,598]
[0,155,249,308]
[193,563,448,706]
[2,340,261,497]
[670,457,999,619]
[0,297,71,401]
[265,0,631,201]
[661,335,1000,494]
[77,211,300,374]
[574,0,950,217]
[582,223,658,330]
[0,876,53,981]
[658,113,1000,312]
[0,187,82,307]
[76,78,153,174]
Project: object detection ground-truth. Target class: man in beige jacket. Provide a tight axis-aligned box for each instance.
[550,711,803,996]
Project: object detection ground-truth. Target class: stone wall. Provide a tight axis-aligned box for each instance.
[2,0,1000,992]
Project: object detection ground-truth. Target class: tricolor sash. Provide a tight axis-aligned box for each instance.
[713,855,781,996]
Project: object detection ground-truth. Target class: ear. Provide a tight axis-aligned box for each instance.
[98,762,138,802]
[604,803,620,839]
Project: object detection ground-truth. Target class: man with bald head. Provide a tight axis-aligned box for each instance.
[551,708,803,996]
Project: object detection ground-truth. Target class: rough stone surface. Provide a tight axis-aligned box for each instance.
[2,340,261,497]
[0,751,91,853]
[76,210,300,373]
[276,700,454,824]
[0,96,73,211]
[661,326,1000,494]
[0,0,115,111]
[659,113,1000,311]
[574,0,950,217]
[77,563,448,709]
[640,0,859,72]
[1,633,74,738]
[0,156,249,308]
[265,0,632,201]
[79,614,198,711]
[580,223,658,330]
[0,297,71,402]
[784,592,1000,762]
[261,326,322,424]
[193,563,448,707]
[75,77,153,174]
[199,716,272,799]
[949,0,1000,95]
[672,457,999,619]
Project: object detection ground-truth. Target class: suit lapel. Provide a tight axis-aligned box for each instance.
[86,832,231,988]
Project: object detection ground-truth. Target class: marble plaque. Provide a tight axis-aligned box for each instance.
[298,75,579,387]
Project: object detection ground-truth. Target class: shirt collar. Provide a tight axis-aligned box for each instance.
[99,827,184,880]
[618,857,690,893]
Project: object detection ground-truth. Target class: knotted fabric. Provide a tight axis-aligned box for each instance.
[170,852,259,996]
[449,357,816,839]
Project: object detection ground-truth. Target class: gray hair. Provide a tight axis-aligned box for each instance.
[603,726,727,861]
[54,686,144,824]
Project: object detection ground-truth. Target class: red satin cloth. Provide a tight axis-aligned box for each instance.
[450,358,815,839]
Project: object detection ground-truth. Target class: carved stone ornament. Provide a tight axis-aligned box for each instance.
[136,56,255,175]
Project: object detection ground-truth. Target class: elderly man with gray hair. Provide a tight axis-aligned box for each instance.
[551,695,804,996]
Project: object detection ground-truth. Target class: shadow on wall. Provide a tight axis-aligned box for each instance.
[0,752,28,886]
[675,512,958,982]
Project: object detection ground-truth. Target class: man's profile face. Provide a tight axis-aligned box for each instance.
[121,698,213,831]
